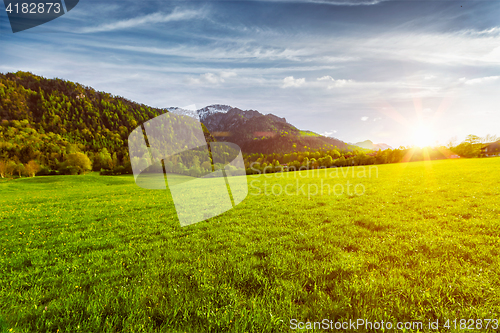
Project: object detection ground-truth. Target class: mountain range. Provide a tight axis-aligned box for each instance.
[353,140,392,151]
[169,104,349,154]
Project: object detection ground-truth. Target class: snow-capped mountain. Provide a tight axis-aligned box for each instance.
[168,104,287,124]
[167,107,199,119]
[166,103,349,154]
[197,104,234,122]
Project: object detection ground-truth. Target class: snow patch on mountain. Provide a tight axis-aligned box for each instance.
[197,104,233,121]
[167,107,200,120]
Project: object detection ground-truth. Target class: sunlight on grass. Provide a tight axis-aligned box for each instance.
[1,159,500,332]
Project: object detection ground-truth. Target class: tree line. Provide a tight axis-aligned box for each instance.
[243,133,499,175]
[0,71,212,178]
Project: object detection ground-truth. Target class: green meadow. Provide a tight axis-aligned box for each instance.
[1,158,500,332]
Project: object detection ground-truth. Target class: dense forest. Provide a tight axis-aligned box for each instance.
[0,71,212,177]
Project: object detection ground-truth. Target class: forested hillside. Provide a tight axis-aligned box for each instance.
[0,71,214,176]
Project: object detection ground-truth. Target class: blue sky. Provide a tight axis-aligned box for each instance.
[1,0,499,147]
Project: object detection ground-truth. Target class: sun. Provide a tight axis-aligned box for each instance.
[412,123,434,148]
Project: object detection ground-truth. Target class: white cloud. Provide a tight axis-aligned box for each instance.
[361,117,369,121]
[282,76,305,88]
[329,79,353,88]
[322,130,338,137]
[80,8,204,33]
[317,75,353,88]
[202,73,222,84]
[185,77,201,85]
[463,76,500,85]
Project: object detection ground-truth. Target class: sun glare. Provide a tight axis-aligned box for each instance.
[412,123,434,148]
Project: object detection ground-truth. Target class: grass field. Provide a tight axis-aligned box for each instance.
[2,158,500,332]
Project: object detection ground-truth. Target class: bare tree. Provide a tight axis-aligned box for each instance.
[16,163,25,177]
[0,160,6,178]
[465,135,481,145]
[446,136,457,149]
[483,134,498,144]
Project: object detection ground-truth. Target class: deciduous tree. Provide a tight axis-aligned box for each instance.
[24,160,40,177]
[65,152,92,174]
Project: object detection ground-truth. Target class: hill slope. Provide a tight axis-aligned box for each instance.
[193,105,349,154]
[0,71,214,172]
[354,140,392,151]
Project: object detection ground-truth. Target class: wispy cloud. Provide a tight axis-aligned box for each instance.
[220,71,237,79]
[266,0,386,5]
[81,42,309,62]
[462,76,500,85]
[311,0,385,4]
[351,29,500,66]
[461,27,500,37]
[186,72,237,85]
[80,8,205,33]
